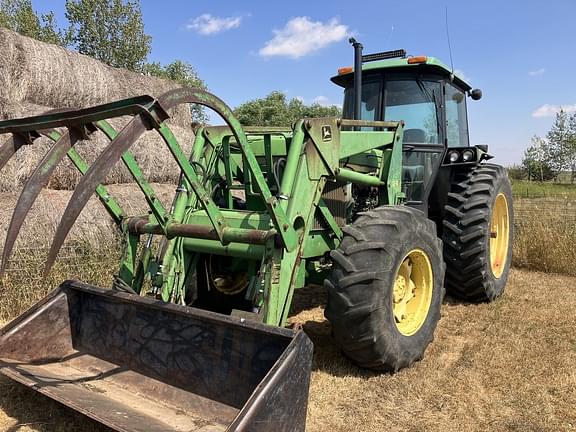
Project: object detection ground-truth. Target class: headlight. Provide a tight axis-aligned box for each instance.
[462,149,474,162]
[448,151,460,163]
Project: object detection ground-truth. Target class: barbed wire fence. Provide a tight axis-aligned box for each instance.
[0,223,123,290]
[513,191,576,224]
[1,191,575,285]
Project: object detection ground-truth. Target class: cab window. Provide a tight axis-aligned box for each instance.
[384,80,441,145]
[343,81,381,129]
[445,84,469,147]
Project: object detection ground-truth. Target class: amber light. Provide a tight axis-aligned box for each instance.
[407,56,428,64]
[338,66,353,75]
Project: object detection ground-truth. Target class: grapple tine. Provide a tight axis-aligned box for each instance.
[0,131,80,277]
[0,107,76,174]
[44,116,148,275]
[0,135,25,172]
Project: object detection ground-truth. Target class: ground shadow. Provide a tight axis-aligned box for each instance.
[300,318,381,379]
[442,292,489,306]
[289,283,327,316]
[289,285,381,379]
[443,293,464,306]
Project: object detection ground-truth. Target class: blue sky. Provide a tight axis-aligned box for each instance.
[36,0,576,165]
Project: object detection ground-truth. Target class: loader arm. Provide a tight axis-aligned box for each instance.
[0,88,404,327]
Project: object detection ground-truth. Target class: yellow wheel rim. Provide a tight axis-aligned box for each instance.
[489,193,510,278]
[393,249,433,336]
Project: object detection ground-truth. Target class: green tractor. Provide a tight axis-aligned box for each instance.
[325,41,513,370]
[0,41,512,431]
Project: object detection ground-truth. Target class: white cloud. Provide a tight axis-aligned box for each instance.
[528,68,546,77]
[186,14,243,35]
[293,95,337,106]
[312,96,332,106]
[259,17,349,59]
[532,104,576,118]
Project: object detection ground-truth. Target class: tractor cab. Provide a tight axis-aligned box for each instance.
[332,48,483,212]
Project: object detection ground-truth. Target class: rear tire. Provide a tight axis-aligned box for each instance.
[325,206,445,371]
[442,163,513,301]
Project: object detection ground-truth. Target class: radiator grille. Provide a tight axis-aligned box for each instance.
[313,181,349,230]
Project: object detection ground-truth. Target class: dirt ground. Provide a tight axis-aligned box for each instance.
[0,268,575,432]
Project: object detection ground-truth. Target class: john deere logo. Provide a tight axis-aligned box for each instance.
[322,125,332,141]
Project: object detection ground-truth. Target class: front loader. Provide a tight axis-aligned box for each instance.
[0,42,513,430]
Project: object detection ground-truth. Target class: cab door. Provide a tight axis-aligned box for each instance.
[383,79,444,211]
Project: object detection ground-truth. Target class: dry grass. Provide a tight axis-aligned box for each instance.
[293,269,576,432]
[0,186,574,430]
[0,29,190,127]
[513,197,576,275]
[0,269,574,431]
[0,244,120,325]
[0,183,177,322]
[0,183,178,242]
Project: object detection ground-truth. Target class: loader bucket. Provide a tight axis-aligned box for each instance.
[0,281,313,432]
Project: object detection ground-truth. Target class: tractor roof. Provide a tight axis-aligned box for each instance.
[331,51,472,91]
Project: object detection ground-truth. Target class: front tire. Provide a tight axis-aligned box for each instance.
[325,206,445,371]
[442,163,514,301]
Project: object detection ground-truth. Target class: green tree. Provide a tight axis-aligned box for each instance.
[506,164,525,181]
[0,0,66,44]
[543,109,576,183]
[567,112,576,183]
[144,60,208,123]
[521,136,555,181]
[234,91,341,127]
[522,110,576,183]
[65,0,151,71]
[545,110,570,176]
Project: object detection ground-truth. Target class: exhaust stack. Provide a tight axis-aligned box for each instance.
[349,37,363,122]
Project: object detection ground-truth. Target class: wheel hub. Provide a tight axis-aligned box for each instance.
[393,266,416,322]
[206,256,249,295]
[393,249,433,336]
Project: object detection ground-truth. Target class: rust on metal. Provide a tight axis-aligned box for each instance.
[127,217,276,245]
[0,96,169,134]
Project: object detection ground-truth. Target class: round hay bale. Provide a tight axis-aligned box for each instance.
[0,101,53,120]
[0,183,179,250]
[0,105,196,191]
[0,29,192,128]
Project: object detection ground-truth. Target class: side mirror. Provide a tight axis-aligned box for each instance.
[469,89,482,100]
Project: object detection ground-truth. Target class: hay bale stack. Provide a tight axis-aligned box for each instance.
[0,29,199,191]
[0,28,191,127]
